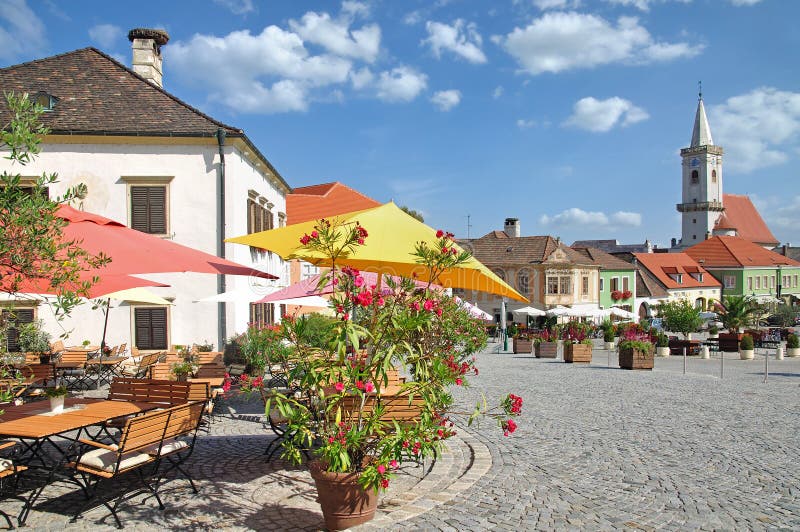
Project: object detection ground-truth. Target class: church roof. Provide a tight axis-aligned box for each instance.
[287,182,381,225]
[685,236,799,268]
[691,97,714,147]
[633,252,721,290]
[718,194,779,246]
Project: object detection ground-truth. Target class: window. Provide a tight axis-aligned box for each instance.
[698,273,703,282]
[559,277,571,295]
[763,275,768,288]
[794,274,798,287]
[1,308,34,352]
[247,196,275,234]
[770,276,775,289]
[547,276,559,295]
[134,307,168,350]
[693,218,696,224]
[31,91,59,111]
[250,302,274,327]
[748,277,753,291]
[712,169,717,183]
[599,278,604,292]
[130,185,167,234]
[755,277,761,289]
[622,277,629,292]
[610,277,620,292]
[517,269,529,294]
[691,170,699,184]
[724,275,735,289]
[582,276,589,296]
[278,212,286,228]
[493,269,506,282]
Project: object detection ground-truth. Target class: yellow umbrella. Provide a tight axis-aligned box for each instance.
[226,202,527,302]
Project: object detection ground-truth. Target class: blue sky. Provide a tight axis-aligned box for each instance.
[2,0,798,247]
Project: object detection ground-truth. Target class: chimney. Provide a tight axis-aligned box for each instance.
[504,218,520,238]
[671,237,677,248]
[784,243,790,256]
[128,28,170,88]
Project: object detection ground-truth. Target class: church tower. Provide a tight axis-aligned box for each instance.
[675,88,724,248]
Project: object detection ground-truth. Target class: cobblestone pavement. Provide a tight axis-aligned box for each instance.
[9,343,800,530]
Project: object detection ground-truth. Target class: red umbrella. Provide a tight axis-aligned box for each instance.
[5,272,168,299]
[57,205,276,279]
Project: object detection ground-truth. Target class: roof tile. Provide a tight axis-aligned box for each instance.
[634,252,721,290]
[685,236,800,268]
[287,182,381,225]
[718,194,779,245]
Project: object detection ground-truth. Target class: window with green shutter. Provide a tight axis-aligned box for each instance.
[134,307,168,350]
[1,308,35,353]
[131,186,167,234]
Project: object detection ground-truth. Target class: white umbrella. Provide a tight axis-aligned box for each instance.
[605,307,637,320]
[546,306,571,317]
[455,298,493,321]
[512,306,546,317]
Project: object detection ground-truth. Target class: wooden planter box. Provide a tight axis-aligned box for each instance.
[564,343,592,363]
[513,338,533,354]
[718,333,742,352]
[619,346,654,370]
[535,342,558,358]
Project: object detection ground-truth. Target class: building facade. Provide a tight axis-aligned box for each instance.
[0,30,290,351]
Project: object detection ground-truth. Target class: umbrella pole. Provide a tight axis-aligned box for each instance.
[100,298,110,350]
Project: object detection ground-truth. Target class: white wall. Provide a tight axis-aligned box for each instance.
[0,139,287,350]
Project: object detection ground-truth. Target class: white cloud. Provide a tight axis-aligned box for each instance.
[212,0,254,15]
[169,26,353,113]
[540,207,641,228]
[564,96,649,132]
[376,66,428,102]
[767,195,800,231]
[517,119,536,129]
[534,0,581,9]
[403,10,423,25]
[88,24,123,49]
[605,0,689,11]
[729,0,763,5]
[712,87,800,173]
[349,67,374,90]
[496,12,702,75]
[492,86,504,99]
[289,9,380,63]
[342,1,370,18]
[431,90,461,111]
[423,19,487,64]
[0,0,47,61]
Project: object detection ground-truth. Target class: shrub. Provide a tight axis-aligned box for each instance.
[787,334,799,349]
[656,333,669,347]
[708,325,719,335]
[739,334,754,350]
[603,328,615,342]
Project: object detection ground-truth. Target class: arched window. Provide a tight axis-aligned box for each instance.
[711,169,717,182]
[493,268,505,282]
[691,170,699,184]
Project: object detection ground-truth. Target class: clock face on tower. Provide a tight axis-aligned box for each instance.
[690,158,700,168]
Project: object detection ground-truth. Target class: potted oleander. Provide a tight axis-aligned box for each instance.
[618,328,655,370]
[534,329,559,358]
[739,334,755,360]
[235,221,523,530]
[563,322,592,363]
[655,333,670,357]
[786,334,800,357]
[46,386,68,414]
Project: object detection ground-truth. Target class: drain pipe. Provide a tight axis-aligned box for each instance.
[216,128,227,351]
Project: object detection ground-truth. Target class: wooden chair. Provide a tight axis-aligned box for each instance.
[0,441,28,528]
[107,378,192,407]
[16,363,56,400]
[68,401,206,529]
[57,350,90,389]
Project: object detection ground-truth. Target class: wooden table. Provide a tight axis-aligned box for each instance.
[0,398,159,525]
[188,376,225,388]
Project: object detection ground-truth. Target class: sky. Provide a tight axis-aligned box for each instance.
[1,0,798,248]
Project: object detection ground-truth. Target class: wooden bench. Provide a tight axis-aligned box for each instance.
[332,393,425,427]
[69,400,206,529]
[108,378,192,407]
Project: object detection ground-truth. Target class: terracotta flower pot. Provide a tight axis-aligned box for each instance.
[309,461,378,531]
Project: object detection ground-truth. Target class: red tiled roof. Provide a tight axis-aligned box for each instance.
[462,233,561,265]
[571,246,636,270]
[685,236,800,268]
[287,182,381,225]
[718,194,778,246]
[634,252,721,290]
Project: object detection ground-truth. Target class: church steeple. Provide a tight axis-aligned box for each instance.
[690,87,714,147]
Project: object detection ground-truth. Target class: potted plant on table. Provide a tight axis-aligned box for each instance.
[45,386,68,413]
[236,221,522,530]
[534,329,559,358]
[170,355,198,382]
[738,334,755,360]
[786,334,800,357]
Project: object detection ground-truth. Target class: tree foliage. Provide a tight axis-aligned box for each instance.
[0,92,108,318]
[656,299,702,339]
[400,205,424,222]
[715,295,758,333]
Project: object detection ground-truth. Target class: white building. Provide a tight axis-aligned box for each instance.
[0,29,290,351]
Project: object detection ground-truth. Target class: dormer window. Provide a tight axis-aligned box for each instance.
[30,91,59,111]
[676,274,683,284]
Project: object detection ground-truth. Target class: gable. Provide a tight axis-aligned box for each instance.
[719,194,778,246]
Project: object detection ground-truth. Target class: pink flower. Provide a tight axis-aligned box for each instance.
[310,230,318,239]
[455,378,463,386]
[389,459,398,469]
[354,275,365,287]
[356,380,364,390]
[334,382,345,392]
[423,299,434,311]
[364,381,375,393]
[300,234,310,245]
[436,229,444,238]
[376,464,386,474]
[411,301,420,311]
[381,478,389,488]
